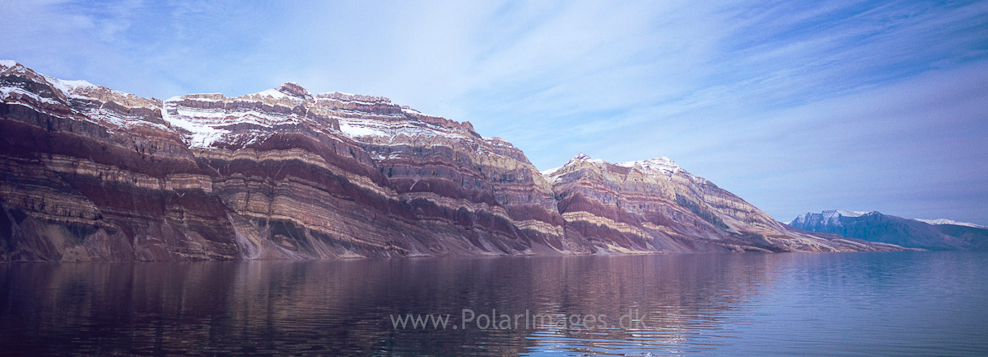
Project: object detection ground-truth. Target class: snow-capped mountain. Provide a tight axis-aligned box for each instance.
[789,210,988,250]
[789,209,873,226]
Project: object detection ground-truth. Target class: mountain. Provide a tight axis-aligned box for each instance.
[0,61,903,261]
[789,210,988,250]
[544,155,899,253]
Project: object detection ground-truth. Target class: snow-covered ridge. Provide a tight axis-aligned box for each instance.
[316,91,390,104]
[1,61,168,134]
[163,82,477,147]
[253,88,291,99]
[617,157,681,177]
[483,137,520,150]
[550,153,690,180]
[791,209,874,226]
[915,218,986,229]
[47,78,98,94]
[569,153,607,166]
[2,60,155,110]
[46,77,159,109]
[161,100,228,148]
[0,85,63,106]
[253,88,300,100]
[336,116,471,141]
[792,210,986,230]
[831,209,869,218]
[163,87,319,147]
[541,153,597,182]
[2,62,481,149]
[540,166,562,177]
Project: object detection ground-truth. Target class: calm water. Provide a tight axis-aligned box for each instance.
[1,251,986,356]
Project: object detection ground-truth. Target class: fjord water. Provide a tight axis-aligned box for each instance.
[1,252,986,356]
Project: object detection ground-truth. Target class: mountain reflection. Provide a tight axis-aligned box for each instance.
[0,254,781,355]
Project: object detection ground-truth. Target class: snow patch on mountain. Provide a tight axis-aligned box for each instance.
[618,157,681,178]
[254,88,290,100]
[0,86,62,105]
[834,209,869,218]
[47,78,98,94]
[339,120,387,138]
[317,91,390,104]
[541,166,562,177]
[568,153,607,166]
[915,218,986,229]
[161,97,230,148]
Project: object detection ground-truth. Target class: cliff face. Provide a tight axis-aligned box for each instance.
[790,210,988,251]
[546,155,899,253]
[0,61,901,261]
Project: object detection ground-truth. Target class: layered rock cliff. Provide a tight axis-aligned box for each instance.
[0,61,902,261]
[545,155,900,253]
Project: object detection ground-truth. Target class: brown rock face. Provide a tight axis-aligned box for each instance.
[0,62,901,261]
[546,154,902,253]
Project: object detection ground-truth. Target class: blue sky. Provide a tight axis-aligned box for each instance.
[2,0,986,224]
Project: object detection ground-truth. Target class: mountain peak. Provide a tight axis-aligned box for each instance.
[245,83,312,103]
[277,82,311,99]
[792,209,873,226]
[643,156,678,166]
[790,210,988,250]
[617,156,681,177]
[824,209,870,218]
[572,152,592,161]
[566,152,608,167]
[542,153,606,179]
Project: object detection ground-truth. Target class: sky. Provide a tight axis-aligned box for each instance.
[1,0,986,225]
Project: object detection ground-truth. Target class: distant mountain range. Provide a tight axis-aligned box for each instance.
[788,210,988,251]
[0,61,905,261]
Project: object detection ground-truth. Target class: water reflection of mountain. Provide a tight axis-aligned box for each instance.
[0,254,783,355]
